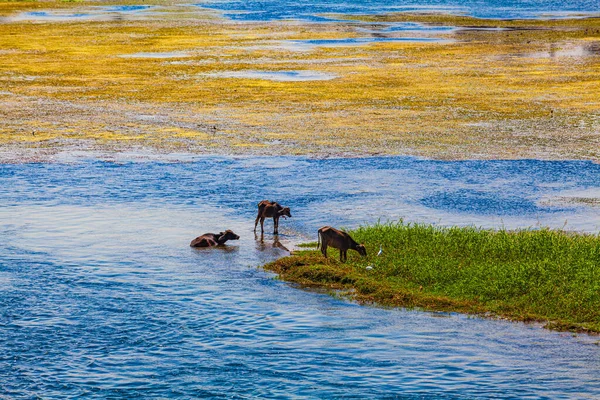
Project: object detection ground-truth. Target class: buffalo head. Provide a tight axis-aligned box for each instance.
[220,230,240,241]
[356,244,367,257]
[280,207,292,219]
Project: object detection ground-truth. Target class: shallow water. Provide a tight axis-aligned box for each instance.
[289,37,448,48]
[195,0,600,21]
[2,156,600,398]
[119,52,192,59]
[355,21,455,34]
[525,42,600,58]
[205,70,339,81]
[10,5,155,23]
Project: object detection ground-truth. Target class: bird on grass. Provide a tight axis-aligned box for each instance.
[377,245,383,257]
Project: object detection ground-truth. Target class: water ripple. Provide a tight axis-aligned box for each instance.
[1,157,600,398]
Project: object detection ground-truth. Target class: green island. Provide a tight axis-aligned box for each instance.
[264,222,600,334]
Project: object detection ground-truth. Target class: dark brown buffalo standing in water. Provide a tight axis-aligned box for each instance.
[254,200,292,234]
[317,226,367,262]
[190,230,240,248]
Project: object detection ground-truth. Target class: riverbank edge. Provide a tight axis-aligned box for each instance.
[261,224,600,335]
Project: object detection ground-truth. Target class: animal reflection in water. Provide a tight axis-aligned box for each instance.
[317,226,366,262]
[255,232,290,253]
[190,230,240,248]
[254,200,292,234]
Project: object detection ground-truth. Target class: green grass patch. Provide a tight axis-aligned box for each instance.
[263,222,600,333]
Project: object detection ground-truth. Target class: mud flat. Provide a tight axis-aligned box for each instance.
[0,1,599,161]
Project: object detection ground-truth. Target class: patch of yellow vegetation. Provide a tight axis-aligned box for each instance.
[0,1,599,159]
[164,127,210,140]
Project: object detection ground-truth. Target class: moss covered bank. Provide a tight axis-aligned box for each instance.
[263,222,600,334]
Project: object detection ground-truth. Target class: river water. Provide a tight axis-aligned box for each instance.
[197,0,600,21]
[1,156,600,398]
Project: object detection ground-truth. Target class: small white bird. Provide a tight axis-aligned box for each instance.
[366,265,374,271]
[377,245,383,257]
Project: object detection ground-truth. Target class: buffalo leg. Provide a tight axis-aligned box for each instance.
[192,238,208,248]
[260,217,265,233]
[321,243,328,258]
[274,216,279,234]
[254,215,260,232]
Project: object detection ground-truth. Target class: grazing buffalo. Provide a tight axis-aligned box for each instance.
[190,230,240,248]
[317,226,367,262]
[254,200,292,234]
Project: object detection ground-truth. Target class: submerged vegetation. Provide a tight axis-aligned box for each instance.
[0,1,599,160]
[264,222,600,333]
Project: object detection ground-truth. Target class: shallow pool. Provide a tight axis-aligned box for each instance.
[9,5,156,23]
[204,70,339,81]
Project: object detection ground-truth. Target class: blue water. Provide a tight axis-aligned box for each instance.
[2,156,600,398]
[291,37,446,47]
[102,5,153,13]
[195,0,600,21]
[209,70,339,81]
[26,11,88,18]
[23,11,93,20]
[18,6,154,22]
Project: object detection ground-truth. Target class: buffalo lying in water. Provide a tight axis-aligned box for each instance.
[190,230,240,248]
[317,226,367,262]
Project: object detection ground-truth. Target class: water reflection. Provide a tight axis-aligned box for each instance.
[191,244,241,253]
[255,232,291,252]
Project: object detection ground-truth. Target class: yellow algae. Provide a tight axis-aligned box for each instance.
[0,1,599,160]
[163,127,211,140]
